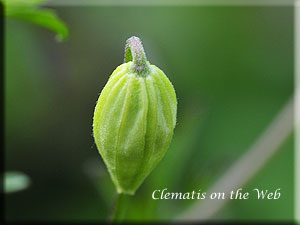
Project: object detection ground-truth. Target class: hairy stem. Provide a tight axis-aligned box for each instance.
[124,36,150,76]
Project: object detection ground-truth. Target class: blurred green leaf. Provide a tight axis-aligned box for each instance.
[4,171,31,193]
[2,0,69,41]
[3,0,45,6]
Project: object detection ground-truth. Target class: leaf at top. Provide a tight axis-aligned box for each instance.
[2,0,69,41]
[4,171,31,193]
[2,0,46,7]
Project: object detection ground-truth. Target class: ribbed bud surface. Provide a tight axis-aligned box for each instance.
[93,61,177,194]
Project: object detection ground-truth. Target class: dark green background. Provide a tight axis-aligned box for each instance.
[5,6,294,221]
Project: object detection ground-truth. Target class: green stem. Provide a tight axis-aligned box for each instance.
[109,193,130,222]
[124,36,150,76]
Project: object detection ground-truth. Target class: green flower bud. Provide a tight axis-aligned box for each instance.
[93,36,177,195]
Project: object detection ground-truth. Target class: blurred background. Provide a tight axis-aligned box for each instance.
[4,5,294,222]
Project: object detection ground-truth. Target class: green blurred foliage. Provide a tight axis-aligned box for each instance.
[2,0,68,40]
[4,171,31,193]
[4,6,293,222]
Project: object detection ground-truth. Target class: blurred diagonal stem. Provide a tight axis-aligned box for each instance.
[177,97,294,221]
